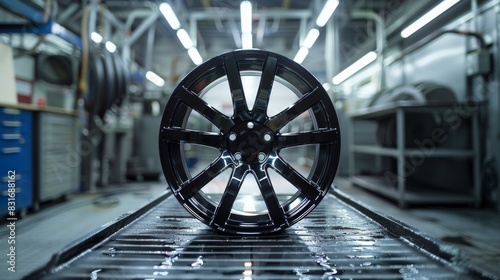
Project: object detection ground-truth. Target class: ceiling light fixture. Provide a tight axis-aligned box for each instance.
[105,41,117,53]
[316,0,339,27]
[400,0,461,38]
[146,71,165,87]
[159,2,181,30]
[176,28,194,49]
[188,47,203,65]
[240,1,252,33]
[293,47,309,64]
[241,33,253,50]
[332,51,377,85]
[240,1,253,49]
[302,28,320,49]
[90,32,103,43]
[322,83,331,92]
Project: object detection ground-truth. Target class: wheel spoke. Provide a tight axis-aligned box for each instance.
[253,167,287,227]
[269,155,321,200]
[276,128,339,150]
[253,56,278,117]
[178,153,232,200]
[177,86,233,131]
[212,166,247,226]
[161,127,223,149]
[224,55,248,115]
[266,87,323,132]
[161,50,341,235]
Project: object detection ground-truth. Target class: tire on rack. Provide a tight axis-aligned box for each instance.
[159,50,341,235]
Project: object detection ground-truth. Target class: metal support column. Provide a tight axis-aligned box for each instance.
[472,108,481,207]
[124,11,160,46]
[348,117,355,178]
[493,5,500,210]
[350,10,386,90]
[325,17,335,90]
[396,108,406,207]
[144,25,156,71]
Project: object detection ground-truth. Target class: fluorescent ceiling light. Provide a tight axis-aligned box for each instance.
[332,51,377,85]
[240,1,252,49]
[105,41,117,53]
[188,47,203,65]
[302,28,320,49]
[322,82,331,92]
[293,47,309,64]
[146,71,165,87]
[240,1,252,33]
[176,28,193,49]
[316,0,339,27]
[401,0,461,38]
[159,2,181,30]
[241,32,252,49]
[90,32,103,43]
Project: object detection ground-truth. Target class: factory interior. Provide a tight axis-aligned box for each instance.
[1,0,500,279]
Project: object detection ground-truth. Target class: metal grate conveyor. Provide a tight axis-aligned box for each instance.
[24,188,494,279]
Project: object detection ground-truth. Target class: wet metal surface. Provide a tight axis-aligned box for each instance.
[27,193,489,279]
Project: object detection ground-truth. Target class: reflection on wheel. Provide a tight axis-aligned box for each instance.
[159,50,340,235]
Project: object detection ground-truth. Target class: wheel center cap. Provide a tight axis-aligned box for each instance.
[227,122,274,163]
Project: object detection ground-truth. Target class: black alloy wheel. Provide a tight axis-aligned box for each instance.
[159,50,340,235]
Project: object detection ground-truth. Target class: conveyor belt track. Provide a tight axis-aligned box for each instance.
[25,189,494,279]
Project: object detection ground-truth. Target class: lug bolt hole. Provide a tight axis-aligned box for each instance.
[263,133,272,142]
[234,153,242,161]
[258,153,266,162]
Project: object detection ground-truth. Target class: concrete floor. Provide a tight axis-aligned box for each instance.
[334,177,500,278]
[0,182,168,280]
[1,178,499,279]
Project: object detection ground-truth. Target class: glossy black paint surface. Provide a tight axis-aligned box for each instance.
[159,50,341,235]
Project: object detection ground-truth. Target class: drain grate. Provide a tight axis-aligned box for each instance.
[25,190,492,279]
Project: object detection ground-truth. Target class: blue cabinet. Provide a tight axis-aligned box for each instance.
[0,107,33,216]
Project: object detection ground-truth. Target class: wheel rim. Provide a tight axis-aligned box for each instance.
[159,50,340,235]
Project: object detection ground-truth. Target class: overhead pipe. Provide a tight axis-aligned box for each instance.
[124,10,157,37]
[256,16,267,47]
[122,6,159,63]
[189,9,311,20]
[57,2,79,24]
[189,15,198,48]
[228,18,242,49]
[350,10,387,90]
[104,10,125,30]
[144,25,156,71]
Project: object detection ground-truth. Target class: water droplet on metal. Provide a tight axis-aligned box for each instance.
[90,269,101,280]
[103,248,117,257]
[190,256,204,269]
[400,264,419,279]
[293,267,310,279]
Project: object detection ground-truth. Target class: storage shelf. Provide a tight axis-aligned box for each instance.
[36,112,80,203]
[351,145,475,157]
[348,101,482,207]
[349,100,484,120]
[350,175,476,206]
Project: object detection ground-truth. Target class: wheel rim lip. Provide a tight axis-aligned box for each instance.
[159,49,341,234]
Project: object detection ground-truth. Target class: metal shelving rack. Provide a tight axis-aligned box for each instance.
[348,100,482,207]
